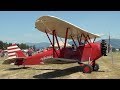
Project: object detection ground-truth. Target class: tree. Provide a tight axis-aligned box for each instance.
[0,40,30,50]
[8,43,12,46]
[3,42,8,49]
[19,43,29,49]
[26,45,29,49]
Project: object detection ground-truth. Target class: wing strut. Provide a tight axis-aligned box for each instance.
[53,30,55,57]
[93,37,96,43]
[54,32,60,50]
[71,35,77,48]
[64,28,69,49]
[45,30,59,57]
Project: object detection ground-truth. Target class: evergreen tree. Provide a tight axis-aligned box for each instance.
[0,40,30,50]
[0,41,4,49]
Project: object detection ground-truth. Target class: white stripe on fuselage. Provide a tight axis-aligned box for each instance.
[8,52,16,56]
[8,56,17,59]
[7,46,18,49]
[8,48,21,53]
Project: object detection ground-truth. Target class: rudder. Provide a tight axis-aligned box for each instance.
[7,44,26,59]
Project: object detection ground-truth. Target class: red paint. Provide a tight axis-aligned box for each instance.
[84,66,90,72]
[81,42,102,62]
[23,49,53,65]
[4,31,103,67]
[16,50,26,57]
[5,41,102,66]
[15,59,24,65]
[59,42,102,62]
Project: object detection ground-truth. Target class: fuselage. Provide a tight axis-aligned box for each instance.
[14,42,102,65]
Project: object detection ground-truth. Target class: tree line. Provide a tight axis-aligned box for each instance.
[0,40,30,50]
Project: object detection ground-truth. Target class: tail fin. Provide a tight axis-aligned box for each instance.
[7,44,26,59]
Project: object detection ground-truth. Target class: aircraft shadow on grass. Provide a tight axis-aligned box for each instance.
[33,66,105,79]
[5,66,105,78]
[5,67,31,70]
[33,66,83,79]
[5,67,61,71]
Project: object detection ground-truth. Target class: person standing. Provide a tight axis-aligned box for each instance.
[28,48,33,56]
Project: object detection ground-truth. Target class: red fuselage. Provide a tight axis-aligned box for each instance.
[14,42,102,65]
[59,42,102,62]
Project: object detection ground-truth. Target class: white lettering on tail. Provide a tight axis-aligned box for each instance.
[41,56,53,61]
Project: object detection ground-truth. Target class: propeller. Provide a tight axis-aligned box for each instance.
[101,39,107,56]
[101,33,114,64]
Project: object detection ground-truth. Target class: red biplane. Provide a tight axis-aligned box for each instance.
[3,16,108,73]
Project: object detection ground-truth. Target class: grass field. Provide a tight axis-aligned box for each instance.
[0,52,120,79]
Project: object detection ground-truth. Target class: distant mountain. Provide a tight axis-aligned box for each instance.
[69,39,120,49]
[98,39,120,49]
[26,42,50,49]
[26,39,120,49]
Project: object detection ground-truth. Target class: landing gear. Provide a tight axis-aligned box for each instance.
[78,61,99,73]
[79,62,93,73]
[93,63,99,71]
[82,64,93,73]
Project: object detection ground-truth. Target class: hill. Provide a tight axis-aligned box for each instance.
[99,39,120,49]
[69,39,120,49]
[26,39,120,49]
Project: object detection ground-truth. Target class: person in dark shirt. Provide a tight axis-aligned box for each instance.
[28,48,33,56]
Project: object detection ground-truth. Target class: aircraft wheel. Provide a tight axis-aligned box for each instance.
[82,64,93,73]
[93,63,99,71]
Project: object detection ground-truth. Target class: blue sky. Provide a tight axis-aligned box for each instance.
[0,11,120,43]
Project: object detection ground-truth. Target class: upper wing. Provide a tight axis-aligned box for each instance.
[35,16,100,40]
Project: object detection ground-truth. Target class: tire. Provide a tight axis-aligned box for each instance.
[93,63,99,71]
[82,64,93,73]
